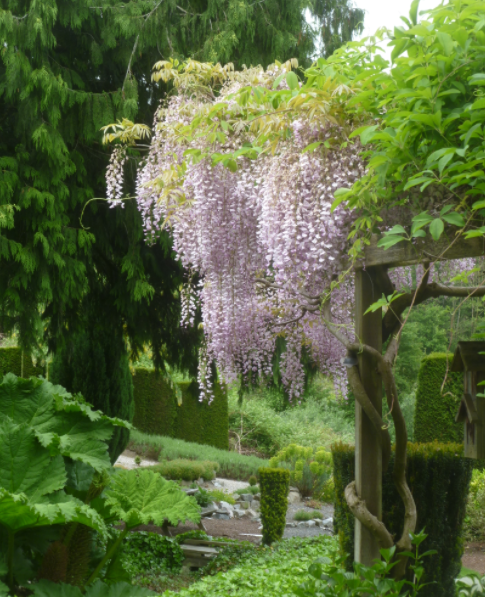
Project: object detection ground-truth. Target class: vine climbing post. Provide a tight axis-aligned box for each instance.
[354,268,383,565]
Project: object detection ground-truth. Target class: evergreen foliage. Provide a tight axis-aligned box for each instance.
[259,467,290,545]
[50,323,135,462]
[413,353,463,444]
[132,368,228,450]
[332,442,473,597]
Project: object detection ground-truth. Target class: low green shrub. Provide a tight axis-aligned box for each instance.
[209,489,236,504]
[121,532,184,577]
[193,487,212,507]
[153,459,218,481]
[269,444,332,498]
[259,468,290,545]
[332,442,472,597]
[294,510,323,521]
[234,485,260,496]
[249,475,258,486]
[129,430,268,480]
[162,536,338,597]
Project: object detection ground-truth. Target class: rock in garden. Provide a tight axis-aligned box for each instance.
[240,493,254,502]
[322,517,333,527]
[201,505,217,517]
[213,511,230,520]
[251,499,260,510]
[288,491,301,505]
[307,520,316,527]
[297,521,309,528]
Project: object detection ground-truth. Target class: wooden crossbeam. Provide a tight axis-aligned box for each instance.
[359,235,485,269]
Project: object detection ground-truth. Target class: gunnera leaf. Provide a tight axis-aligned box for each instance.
[104,469,201,529]
[0,374,130,472]
[0,419,106,535]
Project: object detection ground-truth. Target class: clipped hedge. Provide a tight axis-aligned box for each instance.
[0,347,44,378]
[414,353,463,444]
[132,368,228,450]
[332,442,472,597]
[259,467,290,545]
[152,459,219,482]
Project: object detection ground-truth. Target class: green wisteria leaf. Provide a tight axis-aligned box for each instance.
[0,419,106,535]
[0,374,130,471]
[105,469,201,529]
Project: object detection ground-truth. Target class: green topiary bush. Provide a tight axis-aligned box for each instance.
[153,459,219,481]
[0,347,44,378]
[332,442,472,597]
[413,353,463,444]
[132,369,228,450]
[259,468,290,545]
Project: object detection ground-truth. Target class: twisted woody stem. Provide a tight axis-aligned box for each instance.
[323,284,416,578]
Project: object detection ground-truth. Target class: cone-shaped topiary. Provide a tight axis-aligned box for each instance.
[259,468,290,545]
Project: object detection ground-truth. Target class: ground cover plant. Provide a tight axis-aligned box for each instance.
[294,510,324,521]
[161,536,339,597]
[129,430,268,479]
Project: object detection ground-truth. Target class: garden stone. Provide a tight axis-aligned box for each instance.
[184,488,198,495]
[240,501,250,509]
[286,522,296,528]
[219,501,234,512]
[213,481,222,488]
[201,505,217,517]
[233,509,246,519]
[240,493,253,502]
[307,520,316,527]
[297,521,309,528]
[322,517,333,527]
[288,491,301,505]
[251,499,260,510]
[247,508,258,519]
[213,511,230,520]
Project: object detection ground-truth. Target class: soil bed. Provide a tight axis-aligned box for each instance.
[462,542,485,575]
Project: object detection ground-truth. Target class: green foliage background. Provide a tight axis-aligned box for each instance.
[332,442,472,597]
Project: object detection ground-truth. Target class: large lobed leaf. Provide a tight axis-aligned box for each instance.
[105,469,201,529]
[0,374,131,472]
[0,419,106,535]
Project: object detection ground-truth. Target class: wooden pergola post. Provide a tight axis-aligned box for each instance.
[354,267,382,565]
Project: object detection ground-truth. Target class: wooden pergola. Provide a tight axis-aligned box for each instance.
[353,234,485,564]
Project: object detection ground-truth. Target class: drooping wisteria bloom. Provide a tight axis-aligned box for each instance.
[106,62,475,401]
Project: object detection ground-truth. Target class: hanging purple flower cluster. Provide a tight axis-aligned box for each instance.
[120,64,366,401]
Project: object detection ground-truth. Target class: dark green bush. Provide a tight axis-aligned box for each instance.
[259,468,290,545]
[0,347,44,377]
[332,442,472,597]
[413,353,463,443]
[132,369,228,450]
[153,459,219,481]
